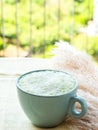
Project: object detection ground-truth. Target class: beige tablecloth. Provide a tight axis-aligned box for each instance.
[0,58,70,130]
[0,58,98,130]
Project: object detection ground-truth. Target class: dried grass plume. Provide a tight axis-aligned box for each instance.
[50,41,98,130]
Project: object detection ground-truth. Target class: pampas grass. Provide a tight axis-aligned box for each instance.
[50,41,98,130]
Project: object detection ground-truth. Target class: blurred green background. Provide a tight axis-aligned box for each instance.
[0,0,98,63]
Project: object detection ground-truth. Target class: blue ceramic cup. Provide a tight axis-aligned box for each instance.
[16,70,87,128]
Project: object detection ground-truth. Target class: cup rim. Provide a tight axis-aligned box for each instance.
[16,69,78,98]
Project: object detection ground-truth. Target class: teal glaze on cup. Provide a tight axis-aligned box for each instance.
[16,69,87,128]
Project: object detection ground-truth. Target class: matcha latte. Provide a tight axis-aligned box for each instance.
[18,70,76,96]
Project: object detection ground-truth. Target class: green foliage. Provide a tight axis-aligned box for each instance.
[74,0,93,25]
[0,0,97,62]
[0,38,4,50]
[31,0,45,5]
[4,0,15,4]
[87,36,98,58]
[72,34,98,61]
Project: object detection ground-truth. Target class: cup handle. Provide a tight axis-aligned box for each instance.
[69,96,87,118]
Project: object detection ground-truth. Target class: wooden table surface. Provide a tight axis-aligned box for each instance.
[0,58,70,130]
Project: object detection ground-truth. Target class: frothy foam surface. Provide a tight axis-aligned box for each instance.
[18,70,76,96]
